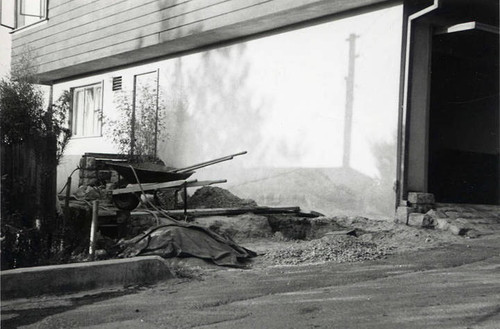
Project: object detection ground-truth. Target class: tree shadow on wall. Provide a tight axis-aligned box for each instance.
[159,43,267,166]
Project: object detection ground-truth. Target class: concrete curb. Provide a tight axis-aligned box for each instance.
[1,256,173,300]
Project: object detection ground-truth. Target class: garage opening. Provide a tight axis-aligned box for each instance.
[428,26,499,204]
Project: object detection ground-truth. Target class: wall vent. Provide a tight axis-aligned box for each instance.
[112,76,122,91]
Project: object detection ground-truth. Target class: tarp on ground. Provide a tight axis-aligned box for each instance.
[117,218,256,267]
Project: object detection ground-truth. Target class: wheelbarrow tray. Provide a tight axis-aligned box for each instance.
[105,162,194,184]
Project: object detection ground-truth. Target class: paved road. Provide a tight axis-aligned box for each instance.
[2,235,500,329]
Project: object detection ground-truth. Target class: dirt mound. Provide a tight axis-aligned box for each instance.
[193,214,273,240]
[188,186,257,209]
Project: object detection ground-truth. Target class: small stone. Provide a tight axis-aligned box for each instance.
[449,224,468,236]
[85,157,97,170]
[408,213,434,228]
[426,209,448,219]
[408,192,435,205]
[435,218,450,231]
[95,249,108,259]
[465,229,480,239]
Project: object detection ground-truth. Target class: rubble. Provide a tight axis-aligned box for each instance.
[262,235,389,266]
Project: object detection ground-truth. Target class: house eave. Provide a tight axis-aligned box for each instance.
[30,0,399,84]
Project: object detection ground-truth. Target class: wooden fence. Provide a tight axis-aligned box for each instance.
[1,136,57,229]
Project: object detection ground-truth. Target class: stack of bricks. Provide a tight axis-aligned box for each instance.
[79,155,120,188]
[396,192,435,227]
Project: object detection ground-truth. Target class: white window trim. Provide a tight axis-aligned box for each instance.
[12,17,48,33]
[12,0,48,31]
[70,81,104,139]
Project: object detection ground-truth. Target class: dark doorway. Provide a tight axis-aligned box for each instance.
[428,29,499,204]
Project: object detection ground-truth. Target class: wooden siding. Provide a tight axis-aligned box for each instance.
[12,0,394,83]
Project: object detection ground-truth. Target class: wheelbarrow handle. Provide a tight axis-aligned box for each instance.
[173,151,247,173]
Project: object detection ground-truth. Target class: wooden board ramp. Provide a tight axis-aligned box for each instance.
[111,179,227,195]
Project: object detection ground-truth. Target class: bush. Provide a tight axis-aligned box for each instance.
[104,84,167,161]
[0,52,71,163]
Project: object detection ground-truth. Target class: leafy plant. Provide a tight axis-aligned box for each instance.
[104,84,167,161]
[51,91,72,164]
[0,52,45,144]
[0,52,71,164]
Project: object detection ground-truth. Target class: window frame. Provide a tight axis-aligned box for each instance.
[70,81,104,139]
[14,0,48,31]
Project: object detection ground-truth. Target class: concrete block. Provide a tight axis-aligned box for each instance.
[1,256,173,300]
[408,192,435,205]
[395,206,417,224]
[408,213,434,228]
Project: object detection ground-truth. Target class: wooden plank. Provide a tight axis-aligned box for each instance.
[112,179,195,195]
[132,206,304,217]
[112,179,227,195]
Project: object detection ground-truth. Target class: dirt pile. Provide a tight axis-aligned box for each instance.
[262,234,391,266]
[193,214,273,240]
[188,186,257,209]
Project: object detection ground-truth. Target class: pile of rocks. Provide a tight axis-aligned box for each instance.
[262,235,388,266]
[396,192,485,238]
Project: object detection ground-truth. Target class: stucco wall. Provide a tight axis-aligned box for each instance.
[55,5,403,217]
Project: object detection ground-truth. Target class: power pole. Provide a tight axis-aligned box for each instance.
[342,33,359,168]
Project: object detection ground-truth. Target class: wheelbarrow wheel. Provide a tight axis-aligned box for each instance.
[112,193,140,210]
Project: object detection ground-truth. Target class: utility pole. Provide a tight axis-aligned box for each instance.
[342,33,359,168]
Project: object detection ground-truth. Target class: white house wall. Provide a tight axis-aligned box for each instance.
[55,5,403,217]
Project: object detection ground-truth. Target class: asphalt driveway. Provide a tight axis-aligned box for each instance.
[2,233,500,329]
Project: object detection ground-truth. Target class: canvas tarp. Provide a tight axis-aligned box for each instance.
[117,218,256,267]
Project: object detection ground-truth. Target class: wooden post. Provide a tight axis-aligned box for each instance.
[63,176,71,228]
[89,200,99,259]
[183,183,188,219]
[61,176,72,250]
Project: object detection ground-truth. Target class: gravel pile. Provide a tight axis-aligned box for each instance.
[262,235,390,266]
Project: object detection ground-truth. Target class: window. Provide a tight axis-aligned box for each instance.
[16,0,46,28]
[71,83,103,137]
[0,0,47,29]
